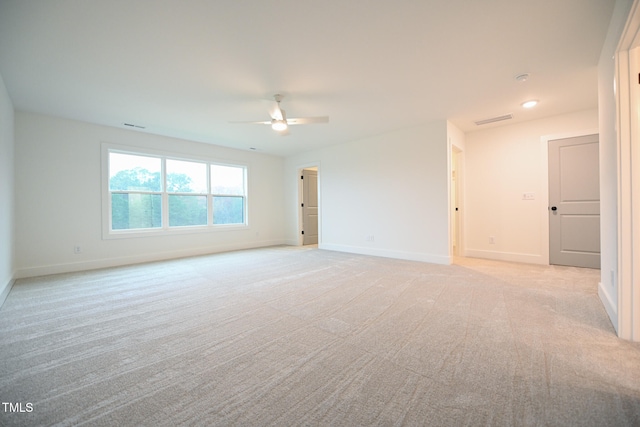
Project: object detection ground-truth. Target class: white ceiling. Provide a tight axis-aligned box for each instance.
[0,0,615,157]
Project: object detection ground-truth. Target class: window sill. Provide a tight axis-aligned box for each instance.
[102,223,250,240]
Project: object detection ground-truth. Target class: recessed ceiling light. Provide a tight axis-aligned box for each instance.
[521,100,538,108]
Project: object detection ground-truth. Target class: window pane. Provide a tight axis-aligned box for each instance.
[211,165,244,195]
[166,159,207,193]
[213,196,244,224]
[111,193,162,230]
[169,195,207,227]
[109,152,161,192]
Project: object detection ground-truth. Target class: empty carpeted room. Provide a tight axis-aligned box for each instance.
[1,1,640,426]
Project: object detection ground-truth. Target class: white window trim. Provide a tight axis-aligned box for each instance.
[101,142,249,240]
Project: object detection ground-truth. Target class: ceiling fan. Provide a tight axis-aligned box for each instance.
[230,94,329,135]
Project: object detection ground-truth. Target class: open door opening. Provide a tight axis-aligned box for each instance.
[300,167,319,245]
[450,146,463,258]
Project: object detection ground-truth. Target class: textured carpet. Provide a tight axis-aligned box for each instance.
[1,246,639,426]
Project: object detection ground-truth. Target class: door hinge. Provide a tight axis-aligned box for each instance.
[301,175,304,179]
[301,230,304,235]
[301,203,304,207]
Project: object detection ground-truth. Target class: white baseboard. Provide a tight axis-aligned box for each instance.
[15,240,287,279]
[319,243,451,265]
[464,249,546,265]
[598,281,618,333]
[0,274,15,308]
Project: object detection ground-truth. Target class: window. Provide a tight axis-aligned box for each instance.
[105,147,247,235]
[167,159,208,227]
[109,153,162,230]
[211,164,245,224]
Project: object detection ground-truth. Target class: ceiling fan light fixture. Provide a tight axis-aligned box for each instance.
[271,119,288,131]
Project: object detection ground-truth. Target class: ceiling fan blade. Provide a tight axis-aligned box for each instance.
[268,94,285,120]
[268,102,283,120]
[228,120,271,125]
[286,116,329,125]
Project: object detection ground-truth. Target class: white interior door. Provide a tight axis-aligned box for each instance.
[302,169,318,245]
[548,134,600,268]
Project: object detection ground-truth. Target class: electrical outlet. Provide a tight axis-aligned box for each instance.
[365,235,375,242]
[489,236,495,244]
[522,192,535,200]
[73,245,82,254]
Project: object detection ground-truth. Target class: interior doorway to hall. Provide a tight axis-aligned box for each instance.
[300,167,319,245]
[451,146,462,256]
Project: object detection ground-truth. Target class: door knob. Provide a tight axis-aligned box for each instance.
[550,206,557,211]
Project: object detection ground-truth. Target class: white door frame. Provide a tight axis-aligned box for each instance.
[297,162,321,246]
[615,0,640,341]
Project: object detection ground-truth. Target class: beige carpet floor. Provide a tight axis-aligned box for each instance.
[1,246,640,426]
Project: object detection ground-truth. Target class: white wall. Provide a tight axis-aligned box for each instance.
[284,120,451,264]
[0,73,15,305]
[448,121,466,151]
[14,112,286,278]
[464,109,598,264]
[597,0,634,332]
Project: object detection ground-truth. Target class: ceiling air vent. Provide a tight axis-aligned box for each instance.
[123,122,146,129]
[474,113,513,126]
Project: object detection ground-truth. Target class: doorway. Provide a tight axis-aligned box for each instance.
[548,134,600,268]
[451,146,462,256]
[300,167,319,245]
